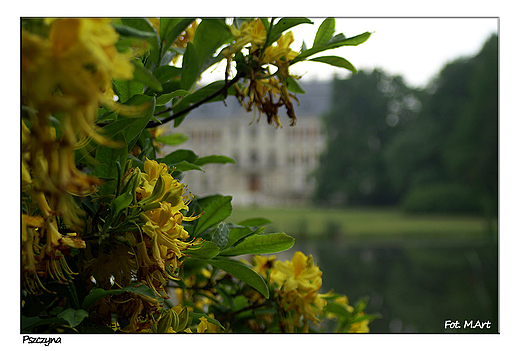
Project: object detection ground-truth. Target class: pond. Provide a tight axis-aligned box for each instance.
[286,234,498,333]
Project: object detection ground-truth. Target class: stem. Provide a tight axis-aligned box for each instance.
[219,302,266,322]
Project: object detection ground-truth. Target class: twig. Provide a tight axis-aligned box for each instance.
[145,72,246,129]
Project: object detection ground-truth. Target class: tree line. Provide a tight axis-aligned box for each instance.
[314,34,498,216]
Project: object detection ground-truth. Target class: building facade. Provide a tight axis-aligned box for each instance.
[160,81,331,207]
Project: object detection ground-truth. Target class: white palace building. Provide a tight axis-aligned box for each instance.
[161,81,331,207]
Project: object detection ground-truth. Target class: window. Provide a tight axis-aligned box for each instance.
[250,150,259,166]
[248,174,261,192]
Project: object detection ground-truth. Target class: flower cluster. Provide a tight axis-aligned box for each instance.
[252,252,327,332]
[251,252,371,333]
[135,159,202,297]
[225,19,301,127]
[21,18,136,294]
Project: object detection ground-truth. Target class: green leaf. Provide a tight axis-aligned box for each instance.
[161,18,196,58]
[122,282,157,300]
[350,313,380,323]
[309,55,358,74]
[120,94,155,146]
[158,149,199,165]
[154,132,190,146]
[82,288,118,311]
[94,134,127,196]
[286,75,306,94]
[193,194,224,211]
[206,258,269,298]
[195,155,236,166]
[292,31,372,64]
[121,18,160,65]
[136,127,156,160]
[219,232,294,256]
[225,225,265,249]
[114,24,155,38]
[181,42,200,90]
[57,309,89,328]
[120,18,155,33]
[193,19,233,72]
[21,316,68,332]
[325,301,352,318]
[156,89,190,105]
[266,17,313,48]
[194,196,233,237]
[152,65,183,85]
[183,80,229,104]
[172,160,203,172]
[212,222,229,250]
[113,79,145,104]
[81,283,158,311]
[186,240,220,260]
[131,60,163,92]
[237,217,272,227]
[110,191,133,218]
[313,18,335,48]
[159,18,178,42]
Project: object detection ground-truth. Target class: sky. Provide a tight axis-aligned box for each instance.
[203,17,498,89]
[291,18,498,88]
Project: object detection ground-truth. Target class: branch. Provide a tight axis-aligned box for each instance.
[145,71,246,129]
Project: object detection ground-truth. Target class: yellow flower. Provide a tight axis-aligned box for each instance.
[21,18,139,255]
[267,251,327,331]
[197,316,208,333]
[251,254,276,278]
[135,158,201,291]
[229,19,266,53]
[349,314,370,333]
[261,31,299,65]
[272,251,322,293]
[137,158,187,209]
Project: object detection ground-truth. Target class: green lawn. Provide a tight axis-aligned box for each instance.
[228,206,492,242]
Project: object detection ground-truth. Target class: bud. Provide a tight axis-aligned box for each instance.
[157,308,179,333]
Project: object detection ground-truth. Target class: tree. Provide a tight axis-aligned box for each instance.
[385,34,498,214]
[315,69,421,206]
[442,34,498,217]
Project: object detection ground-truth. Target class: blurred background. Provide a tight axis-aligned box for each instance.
[162,18,498,333]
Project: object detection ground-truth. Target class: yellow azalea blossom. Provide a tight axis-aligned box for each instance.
[22,18,139,249]
[322,294,370,333]
[253,251,327,332]
[197,316,209,333]
[235,73,299,128]
[137,158,188,207]
[349,313,370,333]
[251,254,276,278]
[260,31,299,66]
[141,201,200,278]
[127,157,202,297]
[22,19,136,124]
[229,19,266,54]
[272,251,322,293]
